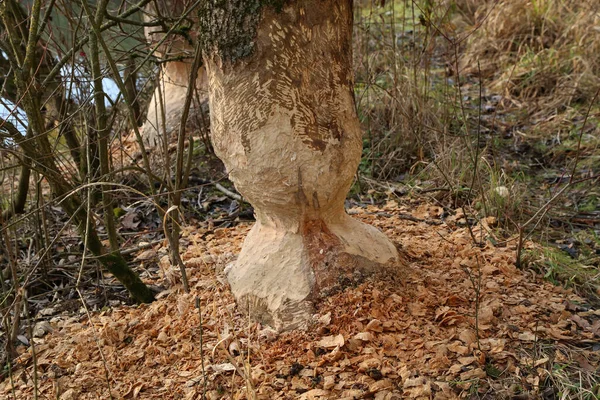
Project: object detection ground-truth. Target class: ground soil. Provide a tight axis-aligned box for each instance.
[2,200,598,399]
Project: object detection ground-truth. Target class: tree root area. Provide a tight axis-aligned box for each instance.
[2,201,598,399]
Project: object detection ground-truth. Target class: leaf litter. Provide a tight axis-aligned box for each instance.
[1,200,599,399]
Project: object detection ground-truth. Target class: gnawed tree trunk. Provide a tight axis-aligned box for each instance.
[142,1,208,147]
[199,0,400,331]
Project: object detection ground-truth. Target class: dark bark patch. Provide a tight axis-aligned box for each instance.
[198,0,290,64]
[241,131,252,154]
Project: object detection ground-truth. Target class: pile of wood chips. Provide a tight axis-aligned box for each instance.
[2,201,599,399]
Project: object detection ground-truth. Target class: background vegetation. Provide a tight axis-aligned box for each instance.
[353,0,599,301]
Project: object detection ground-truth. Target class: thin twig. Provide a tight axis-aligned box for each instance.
[214,183,243,202]
[196,297,207,400]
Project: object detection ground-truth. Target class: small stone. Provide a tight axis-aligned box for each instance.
[39,307,56,316]
[33,321,53,338]
[157,331,169,342]
[60,389,77,400]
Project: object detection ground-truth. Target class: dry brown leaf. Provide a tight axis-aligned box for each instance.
[208,363,236,373]
[445,295,468,307]
[135,249,157,261]
[457,356,476,366]
[322,375,336,390]
[534,357,549,367]
[459,329,477,346]
[358,358,380,371]
[459,368,486,380]
[570,315,591,330]
[573,354,596,372]
[318,312,332,325]
[353,332,374,342]
[404,376,427,388]
[478,306,495,325]
[592,320,600,337]
[448,364,463,375]
[518,331,537,342]
[366,319,383,332]
[546,326,572,340]
[369,379,393,392]
[317,334,345,348]
[324,345,343,362]
[408,303,427,317]
[403,377,432,398]
[448,341,470,355]
[299,388,330,399]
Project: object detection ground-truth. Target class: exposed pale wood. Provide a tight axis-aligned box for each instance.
[141,1,208,146]
[203,0,400,330]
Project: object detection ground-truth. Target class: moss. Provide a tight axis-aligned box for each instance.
[198,0,289,64]
[99,251,155,303]
[262,0,287,13]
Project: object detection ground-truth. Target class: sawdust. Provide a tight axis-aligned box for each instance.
[2,201,598,399]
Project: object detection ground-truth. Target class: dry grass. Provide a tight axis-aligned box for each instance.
[353,0,453,180]
[353,0,600,330]
[459,0,600,115]
[353,0,600,226]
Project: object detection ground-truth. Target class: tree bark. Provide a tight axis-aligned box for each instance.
[1,158,31,222]
[90,0,119,252]
[124,55,142,126]
[200,0,400,330]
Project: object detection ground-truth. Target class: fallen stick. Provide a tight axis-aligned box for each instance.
[214,183,243,202]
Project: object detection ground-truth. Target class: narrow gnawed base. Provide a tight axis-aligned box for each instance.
[226,214,400,331]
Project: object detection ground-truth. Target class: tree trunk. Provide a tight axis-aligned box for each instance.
[124,55,142,127]
[142,1,209,147]
[1,158,31,222]
[200,0,400,330]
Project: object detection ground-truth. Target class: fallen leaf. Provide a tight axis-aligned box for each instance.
[299,389,330,399]
[457,356,476,366]
[570,315,591,330]
[459,329,477,346]
[408,303,427,317]
[135,249,157,261]
[317,334,345,348]
[518,331,537,342]
[460,368,486,380]
[318,312,332,325]
[573,354,596,372]
[479,306,494,325]
[353,332,374,342]
[534,357,549,367]
[445,295,468,306]
[322,375,335,390]
[366,319,383,332]
[208,363,236,373]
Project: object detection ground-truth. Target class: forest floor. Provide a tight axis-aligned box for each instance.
[1,199,599,399]
[1,1,599,399]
